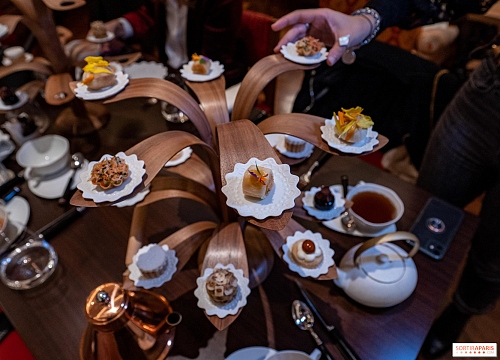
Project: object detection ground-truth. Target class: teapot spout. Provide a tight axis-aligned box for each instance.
[333,267,347,288]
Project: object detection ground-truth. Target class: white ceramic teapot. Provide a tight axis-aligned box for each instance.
[334,231,420,308]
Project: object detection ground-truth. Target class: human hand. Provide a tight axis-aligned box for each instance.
[86,18,125,40]
[271,8,372,66]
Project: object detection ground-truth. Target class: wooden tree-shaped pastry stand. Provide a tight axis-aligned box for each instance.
[70,54,388,340]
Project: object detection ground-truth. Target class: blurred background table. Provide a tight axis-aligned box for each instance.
[0,98,478,360]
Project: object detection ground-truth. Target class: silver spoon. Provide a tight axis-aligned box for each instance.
[58,152,85,206]
[340,175,356,233]
[292,300,335,360]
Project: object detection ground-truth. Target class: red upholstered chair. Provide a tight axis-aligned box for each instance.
[240,10,278,67]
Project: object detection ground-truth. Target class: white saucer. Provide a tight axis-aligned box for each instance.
[302,185,345,220]
[1,53,34,67]
[28,160,89,200]
[180,60,224,82]
[322,217,397,237]
[320,118,379,154]
[124,61,168,79]
[86,31,115,43]
[0,24,8,39]
[74,71,129,100]
[113,185,150,208]
[226,346,277,360]
[266,134,314,159]
[5,196,30,241]
[0,91,29,111]
[280,42,327,65]
[164,147,192,167]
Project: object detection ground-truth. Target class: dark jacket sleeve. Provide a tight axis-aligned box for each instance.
[366,0,496,31]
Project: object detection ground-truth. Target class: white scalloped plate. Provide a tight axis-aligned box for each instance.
[128,244,178,289]
[74,71,129,100]
[113,185,150,208]
[194,263,250,318]
[302,185,345,220]
[180,60,224,82]
[320,118,379,154]
[282,230,335,278]
[280,42,327,65]
[221,157,300,219]
[0,91,29,111]
[272,134,314,159]
[77,152,145,203]
[86,31,115,43]
[124,61,168,79]
[323,217,396,237]
[164,147,192,167]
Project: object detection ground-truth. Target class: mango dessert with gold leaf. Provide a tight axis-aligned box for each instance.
[191,53,212,75]
[333,106,374,143]
[81,56,117,90]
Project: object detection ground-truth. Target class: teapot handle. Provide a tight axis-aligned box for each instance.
[353,231,420,265]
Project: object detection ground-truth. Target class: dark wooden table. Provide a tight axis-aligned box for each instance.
[0,98,478,360]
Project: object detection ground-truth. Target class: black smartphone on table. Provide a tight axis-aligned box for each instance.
[408,196,465,260]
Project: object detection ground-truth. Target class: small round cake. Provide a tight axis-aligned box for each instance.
[205,268,238,304]
[136,244,168,279]
[291,239,323,269]
[313,186,335,210]
[90,21,107,39]
[284,135,306,153]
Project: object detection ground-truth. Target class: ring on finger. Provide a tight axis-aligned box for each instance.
[304,23,310,32]
[338,34,350,47]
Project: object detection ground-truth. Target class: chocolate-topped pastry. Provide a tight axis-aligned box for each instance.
[0,86,19,106]
[313,185,335,210]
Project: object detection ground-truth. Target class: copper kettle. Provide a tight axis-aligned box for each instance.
[81,282,181,360]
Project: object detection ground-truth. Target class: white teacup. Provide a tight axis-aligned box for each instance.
[268,349,321,360]
[4,46,25,60]
[346,182,404,233]
[16,134,70,180]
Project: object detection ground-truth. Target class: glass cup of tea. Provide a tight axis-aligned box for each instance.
[346,182,404,233]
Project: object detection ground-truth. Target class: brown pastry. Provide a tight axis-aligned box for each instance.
[284,135,306,153]
[90,21,107,39]
[291,239,323,269]
[191,53,212,75]
[205,268,238,304]
[81,56,117,90]
[90,155,130,190]
[295,36,325,57]
[136,244,168,279]
[242,164,274,199]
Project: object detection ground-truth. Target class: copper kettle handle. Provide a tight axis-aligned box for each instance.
[353,231,420,265]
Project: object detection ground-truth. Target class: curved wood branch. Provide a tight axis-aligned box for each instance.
[165,154,215,191]
[258,113,389,155]
[102,78,214,147]
[0,60,53,79]
[217,119,294,230]
[201,222,249,330]
[185,76,229,145]
[11,0,72,74]
[40,0,86,11]
[45,73,75,105]
[231,54,319,121]
[159,221,218,272]
[137,176,220,216]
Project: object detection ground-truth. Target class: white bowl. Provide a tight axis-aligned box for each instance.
[346,182,404,233]
[4,46,24,60]
[16,135,69,179]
